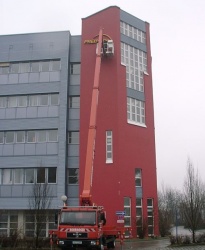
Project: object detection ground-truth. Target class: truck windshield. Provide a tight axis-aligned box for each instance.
[60,211,96,225]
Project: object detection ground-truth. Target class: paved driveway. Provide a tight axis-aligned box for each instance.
[116,238,205,250]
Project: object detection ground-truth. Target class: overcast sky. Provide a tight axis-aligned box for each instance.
[1,0,205,190]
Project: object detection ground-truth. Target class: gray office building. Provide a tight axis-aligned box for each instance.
[0,31,81,236]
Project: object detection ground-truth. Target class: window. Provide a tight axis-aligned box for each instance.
[106,131,113,163]
[31,61,39,72]
[37,168,45,183]
[25,214,35,237]
[120,21,146,44]
[70,63,81,74]
[48,168,57,183]
[14,169,23,184]
[68,131,79,144]
[5,132,14,143]
[147,198,154,235]
[50,94,59,105]
[127,97,145,126]
[8,96,17,107]
[16,131,25,143]
[51,60,61,71]
[0,132,4,144]
[37,130,47,142]
[135,169,142,187]
[41,61,50,72]
[0,213,8,235]
[69,96,80,108]
[0,169,1,184]
[18,96,27,107]
[48,130,58,142]
[25,169,34,184]
[0,63,9,74]
[68,168,79,184]
[28,95,38,106]
[124,197,131,226]
[121,43,147,92]
[3,169,12,184]
[27,131,36,143]
[39,95,48,106]
[136,198,143,236]
[10,63,19,73]
[0,97,6,108]
[20,62,30,73]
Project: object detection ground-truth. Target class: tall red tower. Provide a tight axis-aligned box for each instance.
[80,6,159,237]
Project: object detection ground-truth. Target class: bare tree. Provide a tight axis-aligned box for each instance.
[28,182,53,248]
[181,158,205,243]
[158,184,181,237]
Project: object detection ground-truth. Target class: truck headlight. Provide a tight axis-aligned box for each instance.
[59,241,64,245]
[91,241,97,245]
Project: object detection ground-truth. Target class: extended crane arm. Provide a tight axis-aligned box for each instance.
[80,28,103,206]
[80,29,114,206]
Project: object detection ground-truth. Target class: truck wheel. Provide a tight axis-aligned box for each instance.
[107,240,115,249]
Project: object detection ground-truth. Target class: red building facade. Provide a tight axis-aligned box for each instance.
[80,6,159,237]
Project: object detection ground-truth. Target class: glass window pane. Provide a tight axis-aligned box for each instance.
[70,63,80,74]
[1,66,9,74]
[20,62,30,73]
[51,60,61,71]
[0,132,4,144]
[8,96,17,107]
[48,130,58,142]
[68,131,79,144]
[48,168,57,183]
[0,97,6,108]
[69,96,80,108]
[14,169,23,184]
[10,63,19,73]
[27,131,36,142]
[37,130,47,142]
[38,95,48,106]
[25,169,34,184]
[37,168,45,183]
[124,197,130,206]
[68,168,79,184]
[18,96,27,107]
[50,94,59,105]
[147,199,153,207]
[6,132,14,143]
[16,131,25,143]
[28,95,38,106]
[31,62,39,72]
[41,61,50,72]
[3,169,12,184]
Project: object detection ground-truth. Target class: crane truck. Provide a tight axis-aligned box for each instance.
[49,29,130,250]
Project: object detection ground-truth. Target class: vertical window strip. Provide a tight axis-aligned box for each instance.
[136,198,143,236]
[124,197,131,227]
[147,198,154,235]
[106,130,113,163]
[121,43,147,92]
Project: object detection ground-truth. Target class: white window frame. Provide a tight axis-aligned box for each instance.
[135,168,142,187]
[106,130,113,164]
[25,168,35,184]
[147,198,154,236]
[127,97,145,126]
[121,42,147,92]
[14,169,23,184]
[124,197,131,227]
[3,169,12,184]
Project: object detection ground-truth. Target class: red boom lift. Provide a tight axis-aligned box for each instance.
[50,29,129,250]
